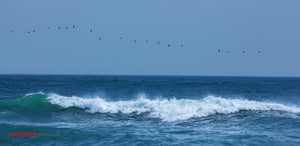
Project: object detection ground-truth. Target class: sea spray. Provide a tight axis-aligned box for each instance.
[47,93,300,121]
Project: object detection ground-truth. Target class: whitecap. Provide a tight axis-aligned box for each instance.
[47,94,300,121]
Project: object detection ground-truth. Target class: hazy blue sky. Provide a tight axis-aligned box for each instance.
[0,0,299,76]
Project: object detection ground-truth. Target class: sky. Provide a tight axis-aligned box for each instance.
[0,0,300,76]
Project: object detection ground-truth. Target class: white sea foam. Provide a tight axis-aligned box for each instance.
[47,94,300,121]
[25,91,45,96]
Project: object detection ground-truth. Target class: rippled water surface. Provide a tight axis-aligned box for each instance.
[0,75,299,145]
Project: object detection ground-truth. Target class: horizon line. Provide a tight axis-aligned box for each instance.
[0,73,299,78]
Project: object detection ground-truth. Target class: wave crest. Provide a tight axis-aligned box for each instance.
[47,94,300,121]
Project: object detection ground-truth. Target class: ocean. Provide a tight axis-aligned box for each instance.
[0,75,299,145]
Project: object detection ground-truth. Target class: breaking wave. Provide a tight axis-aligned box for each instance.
[46,93,300,121]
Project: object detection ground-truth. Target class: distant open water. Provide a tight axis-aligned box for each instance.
[0,75,299,145]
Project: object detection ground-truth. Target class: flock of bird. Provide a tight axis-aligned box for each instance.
[10,25,262,54]
[217,49,261,54]
[10,25,184,48]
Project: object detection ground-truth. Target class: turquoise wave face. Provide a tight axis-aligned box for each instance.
[0,94,59,111]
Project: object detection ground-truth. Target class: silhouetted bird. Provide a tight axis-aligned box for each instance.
[258,51,261,53]
[168,44,171,47]
[157,42,160,44]
[90,29,93,32]
[66,27,68,30]
[134,40,137,43]
[32,30,35,33]
[27,31,30,34]
[99,37,101,40]
[218,50,221,52]
[120,37,123,40]
[242,51,245,53]
[58,27,61,30]
[73,25,75,28]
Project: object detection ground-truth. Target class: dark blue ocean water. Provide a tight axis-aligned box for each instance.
[0,75,300,145]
